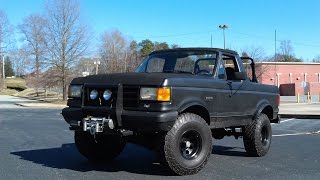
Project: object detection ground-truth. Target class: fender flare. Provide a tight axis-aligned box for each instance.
[253,100,273,120]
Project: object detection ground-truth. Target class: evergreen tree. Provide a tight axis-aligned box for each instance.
[4,57,15,77]
[139,39,154,58]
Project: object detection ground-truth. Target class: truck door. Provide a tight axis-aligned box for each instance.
[215,53,253,126]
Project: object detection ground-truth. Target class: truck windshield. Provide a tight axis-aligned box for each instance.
[135,51,218,75]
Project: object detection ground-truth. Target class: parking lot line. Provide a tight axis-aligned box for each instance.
[273,130,320,137]
[272,118,296,126]
[280,118,296,123]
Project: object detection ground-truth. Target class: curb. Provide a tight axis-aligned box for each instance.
[279,114,320,119]
[15,103,66,108]
[13,95,45,102]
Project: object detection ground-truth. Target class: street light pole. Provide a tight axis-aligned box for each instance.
[219,25,228,49]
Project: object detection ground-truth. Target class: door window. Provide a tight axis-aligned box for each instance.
[217,54,239,81]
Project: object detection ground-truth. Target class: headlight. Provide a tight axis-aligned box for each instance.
[90,89,98,100]
[68,85,82,98]
[140,87,171,101]
[103,90,112,100]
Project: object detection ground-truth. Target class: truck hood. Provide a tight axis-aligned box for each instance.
[70,72,195,86]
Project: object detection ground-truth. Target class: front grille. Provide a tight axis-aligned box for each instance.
[123,86,139,109]
[84,86,117,108]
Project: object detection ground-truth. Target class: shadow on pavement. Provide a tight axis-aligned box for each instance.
[11,143,174,176]
[212,145,247,157]
[11,143,245,175]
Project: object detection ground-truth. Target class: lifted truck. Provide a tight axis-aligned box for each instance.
[62,48,280,175]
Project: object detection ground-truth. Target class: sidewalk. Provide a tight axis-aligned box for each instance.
[279,96,320,119]
[14,96,67,108]
[281,95,320,104]
[16,102,66,108]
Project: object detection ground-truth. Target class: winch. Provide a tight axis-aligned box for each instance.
[83,117,114,135]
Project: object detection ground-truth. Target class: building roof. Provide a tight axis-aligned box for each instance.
[256,62,320,65]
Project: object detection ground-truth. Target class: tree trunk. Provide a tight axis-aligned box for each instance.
[62,67,67,101]
[35,54,39,97]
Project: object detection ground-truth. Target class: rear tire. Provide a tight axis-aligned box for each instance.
[74,130,126,162]
[163,113,212,175]
[243,114,272,157]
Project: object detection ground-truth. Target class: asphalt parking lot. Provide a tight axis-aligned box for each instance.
[0,96,319,180]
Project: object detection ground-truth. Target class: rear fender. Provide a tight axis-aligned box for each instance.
[254,100,274,121]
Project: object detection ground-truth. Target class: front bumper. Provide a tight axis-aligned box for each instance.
[61,107,178,132]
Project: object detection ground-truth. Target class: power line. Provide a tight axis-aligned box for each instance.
[133,28,320,48]
[231,31,320,48]
[134,30,219,39]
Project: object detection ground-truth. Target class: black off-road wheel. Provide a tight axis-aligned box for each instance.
[163,113,212,175]
[243,113,272,157]
[74,130,126,162]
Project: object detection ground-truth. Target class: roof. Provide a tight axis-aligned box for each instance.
[150,47,238,55]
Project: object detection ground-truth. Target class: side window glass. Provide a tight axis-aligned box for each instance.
[146,58,165,72]
[194,59,216,76]
[175,57,194,73]
[222,54,238,81]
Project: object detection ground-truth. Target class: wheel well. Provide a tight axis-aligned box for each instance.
[181,105,210,125]
[261,105,273,120]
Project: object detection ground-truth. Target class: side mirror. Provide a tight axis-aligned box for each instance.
[234,72,247,81]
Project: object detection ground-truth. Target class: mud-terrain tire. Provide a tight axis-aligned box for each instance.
[74,130,126,162]
[164,113,212,175]
[243,113,272,157]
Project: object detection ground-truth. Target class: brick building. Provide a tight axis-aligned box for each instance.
[255,62,320,96]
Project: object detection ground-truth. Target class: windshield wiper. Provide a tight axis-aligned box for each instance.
[163,70,193,74]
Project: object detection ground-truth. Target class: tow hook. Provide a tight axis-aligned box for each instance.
[83,117,114,135]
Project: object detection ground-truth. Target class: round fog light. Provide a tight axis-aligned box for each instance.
[90,89,98,100]
[103,90,112,100]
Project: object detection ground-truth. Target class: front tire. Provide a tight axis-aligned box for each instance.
[163,113,212,175]
[74,130,126,162]
[243,114,272,157]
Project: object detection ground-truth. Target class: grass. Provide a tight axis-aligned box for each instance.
[0,88,19,95]
[5,78,28,91]
[0,78,66,105]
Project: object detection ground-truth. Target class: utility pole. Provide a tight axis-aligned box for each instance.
[219,25,228,49]
[210,34,212,48]
[1,54,5,88]
[274,29,277,86]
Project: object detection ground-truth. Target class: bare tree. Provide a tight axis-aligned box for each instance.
[19,14,47,95]
[9,47,29,77]
[278,40,302,62]
[99,30,129,73]
[45,0,89,100]
[0,10,13,88]
[312,55,320,62]
[241,46,270,81]
[241,46,266,62]
[127,40,140,72]
[74,57,97,76]
[280,40,293,57]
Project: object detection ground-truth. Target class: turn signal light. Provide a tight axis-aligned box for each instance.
[157,88,171,101]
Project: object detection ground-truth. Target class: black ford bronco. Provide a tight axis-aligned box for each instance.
[62,48,280,175]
